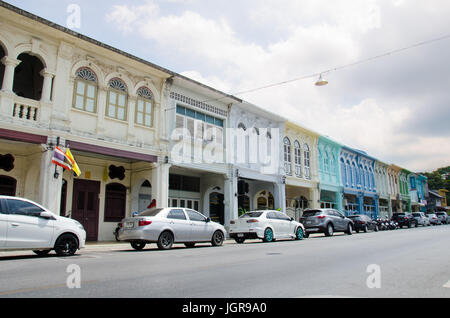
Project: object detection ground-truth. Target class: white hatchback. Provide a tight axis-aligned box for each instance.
[229,210,305,244]
[0,196,86,256]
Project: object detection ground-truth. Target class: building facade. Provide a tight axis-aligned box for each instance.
[318,135,343,213]
[284,122,320,219]
[0,3,174,241]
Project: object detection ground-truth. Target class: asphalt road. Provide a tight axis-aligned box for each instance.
[1,225,450,298]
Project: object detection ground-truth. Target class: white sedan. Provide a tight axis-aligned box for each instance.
[0,196,86,256]
[118,207,227,250]
[229,210,305,244]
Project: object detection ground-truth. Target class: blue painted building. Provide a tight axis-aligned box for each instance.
[339,147,378,218]
[318,136,343,212]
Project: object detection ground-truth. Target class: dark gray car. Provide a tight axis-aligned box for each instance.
[300,209,354,238]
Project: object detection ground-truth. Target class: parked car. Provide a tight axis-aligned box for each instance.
[0,195,86,256]
[229,210,305,244]
[348,214,379,233]
[118,207,227,250]
[427,213,442,225]
[391,212,418,228]
[300,209,354,237]
[412,212,430,227]
[435,212,449,224]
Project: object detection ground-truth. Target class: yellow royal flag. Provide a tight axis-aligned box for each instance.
[65,148,81,177]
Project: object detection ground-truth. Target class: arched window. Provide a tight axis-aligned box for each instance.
[304,143,311,179]
[73,67,98,113]
[104,183,127,222]
[324,151,329,173]
[351,162,357,187]
[13,53,44,101]
[0,44,5,90]
[294,140,302,177]
[106,78,128,121]
[135,87,153,127]
[340,159,346,185]
[283,137,292,175]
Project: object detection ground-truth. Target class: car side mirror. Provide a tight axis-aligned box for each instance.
[206,217,211,223]
[40,211,54,220]
[290,217,294,221]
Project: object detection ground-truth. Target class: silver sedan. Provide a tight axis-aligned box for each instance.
[118,208,227,250]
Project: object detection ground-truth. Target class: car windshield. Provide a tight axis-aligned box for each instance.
[240,212,263,218]
[348,215,361,220]
[138,208,164,217]
[302,210,323,217]
[412,213,421,217]
[436,212,445,216]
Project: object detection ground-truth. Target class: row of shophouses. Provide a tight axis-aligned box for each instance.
[0,2,431,241]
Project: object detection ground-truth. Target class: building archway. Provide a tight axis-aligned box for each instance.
[254,190,274,210]
[13,53,44,100]
[0,44,5,90]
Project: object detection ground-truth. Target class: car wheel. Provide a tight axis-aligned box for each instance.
[295,227,304,240]
[346,223,353,235]
[325,223,334,237]
[263,228,274,242]
[211,231,224,247]
[184,243,196,248]
[234,237,245,244]
[157,231,174,250]
[363,225,368,233]
[374,225,379,232]
[131,241,146,250]
[54,234,79,257]
[33,250,51,256]
[303,232,310,238]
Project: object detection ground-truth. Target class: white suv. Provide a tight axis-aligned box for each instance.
[0,196,86,256]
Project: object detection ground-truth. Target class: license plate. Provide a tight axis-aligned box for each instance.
[237,233,244,237]
[125,222,134,229]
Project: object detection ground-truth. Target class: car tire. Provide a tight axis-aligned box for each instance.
[346,223,353,235]
[263,228,274,242]
[325,223,334,237]
[131,241,146,250]
[374,225,379,232]
[295,227,304,240]
[363,225,368,233]
[211,231,224,247]
[234,237,245,244]
[54,234,79,257]
[157,231,174,250]
[303,232,310,238]
[33,249,51,256]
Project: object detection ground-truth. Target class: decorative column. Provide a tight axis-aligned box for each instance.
[1,56,21,92]
[38,141,63,214]
[40,68,55,102]
[151,161,171,209]
[224,170,238,229]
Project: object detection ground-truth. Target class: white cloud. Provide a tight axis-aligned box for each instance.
[105,0,450,171]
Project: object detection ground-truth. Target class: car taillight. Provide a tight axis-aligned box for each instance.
[317,215,326,219]
[357,221,365,224]
[404,217,408,219]
[230,220,235,224]
[247,219,259,223]
[138,220,152,226]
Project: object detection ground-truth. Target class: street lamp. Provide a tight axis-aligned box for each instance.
[315,74,328,86]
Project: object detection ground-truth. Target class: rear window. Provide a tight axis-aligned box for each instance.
[302,210,323,217]
[240,212,263,218]
[138,208,164,217]
[436,212,446,216]
[348,215,362,220]
[412,213,421,217]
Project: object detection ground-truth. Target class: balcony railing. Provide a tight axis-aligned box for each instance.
[11,97,40,121]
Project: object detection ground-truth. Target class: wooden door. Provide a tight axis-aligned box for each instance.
[72,179,100,241]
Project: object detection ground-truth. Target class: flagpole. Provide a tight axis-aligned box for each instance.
[54,137,60,179]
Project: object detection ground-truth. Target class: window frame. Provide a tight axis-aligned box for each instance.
[106,78,128,121]
[72,67,98,113]
[135,87,154,127]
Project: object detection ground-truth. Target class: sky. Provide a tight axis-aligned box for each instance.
[5,0,450,172]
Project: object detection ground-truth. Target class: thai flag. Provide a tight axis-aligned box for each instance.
[51,146,72,171]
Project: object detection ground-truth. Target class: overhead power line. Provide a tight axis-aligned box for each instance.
[202,33,450,102]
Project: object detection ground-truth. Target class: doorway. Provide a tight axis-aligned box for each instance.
[209,192,224,225]
[71,179,100,241]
